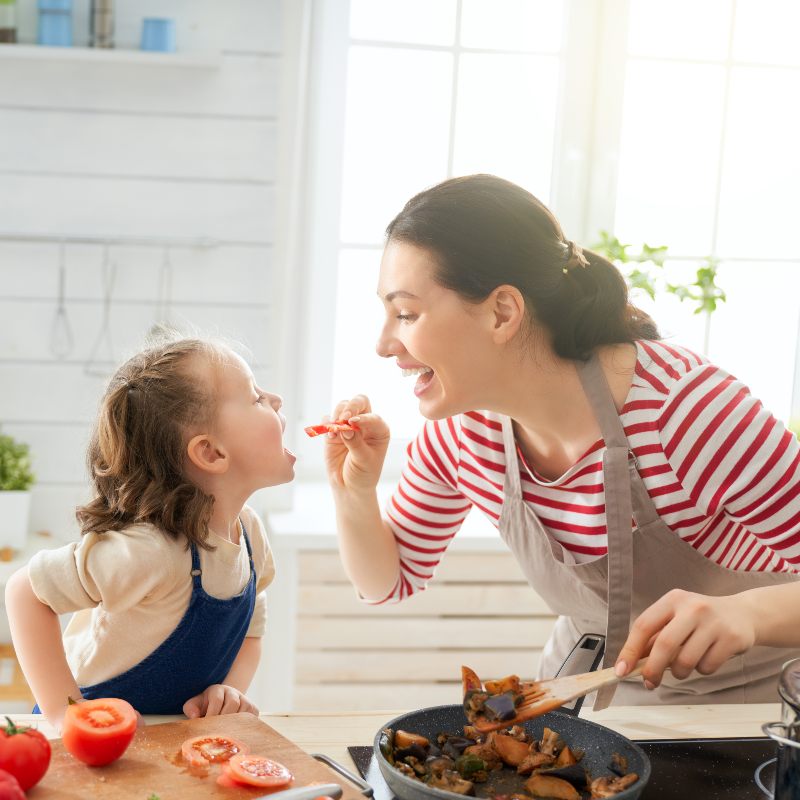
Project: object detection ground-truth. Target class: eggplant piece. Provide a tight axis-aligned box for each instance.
[395,743,429,763]
[379,729,395,765]
[442,736,475,760]
[589,773,639,798]
[525,774,580,800]
[426,769,474,795]
[483,692,517,722]
[539,762,588,789]
[395,730,430,749]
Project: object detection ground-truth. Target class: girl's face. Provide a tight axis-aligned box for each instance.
[212,352,295,490]
[376,241,500,420]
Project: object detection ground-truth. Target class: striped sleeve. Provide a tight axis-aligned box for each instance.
[657,364,800,568]
[375,417,472,604]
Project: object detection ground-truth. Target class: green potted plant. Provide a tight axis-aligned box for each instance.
[592,232,726,354]
[0,431,35,551]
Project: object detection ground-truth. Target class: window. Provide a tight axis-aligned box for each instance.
[289,0,800,481]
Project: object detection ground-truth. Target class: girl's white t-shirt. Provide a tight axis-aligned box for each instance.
[28,505,274,687]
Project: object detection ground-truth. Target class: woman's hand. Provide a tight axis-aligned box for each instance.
[182,684,259,718]
[615,589,757,688]
[323,394,390,493]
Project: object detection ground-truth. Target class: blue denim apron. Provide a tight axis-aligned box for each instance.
[35,523,256,715]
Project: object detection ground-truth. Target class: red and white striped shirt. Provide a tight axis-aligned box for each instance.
[380,340,800,603]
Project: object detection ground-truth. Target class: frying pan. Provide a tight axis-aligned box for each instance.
[373,704,651,800]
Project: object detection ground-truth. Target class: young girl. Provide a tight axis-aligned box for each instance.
[5,336,294,731]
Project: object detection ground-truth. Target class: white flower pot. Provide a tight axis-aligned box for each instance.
[0,491,32,551]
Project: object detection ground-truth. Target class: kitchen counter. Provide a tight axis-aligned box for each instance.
[6,703,782,768]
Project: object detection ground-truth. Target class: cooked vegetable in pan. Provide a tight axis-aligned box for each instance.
[380,722,638,800]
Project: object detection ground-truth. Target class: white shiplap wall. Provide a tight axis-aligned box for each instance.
[0,1,287,542]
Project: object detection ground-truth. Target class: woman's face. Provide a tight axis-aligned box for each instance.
[376,240,500,420]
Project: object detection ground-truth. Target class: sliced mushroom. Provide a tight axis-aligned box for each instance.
[426,769,474,795]
[517,751,555,776]
[590,773,639,798]
[539,728,563,756]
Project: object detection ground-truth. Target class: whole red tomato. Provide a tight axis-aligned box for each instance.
[0,768,25,800]
[0,716,51,791]
[61,698,137,767]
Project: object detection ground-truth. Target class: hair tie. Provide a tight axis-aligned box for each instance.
[562,240,590,274]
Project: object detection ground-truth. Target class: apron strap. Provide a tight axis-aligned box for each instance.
[501,416,523,497]
[576,353,634,709]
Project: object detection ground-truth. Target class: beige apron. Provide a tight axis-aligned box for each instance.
[498,352,800,709]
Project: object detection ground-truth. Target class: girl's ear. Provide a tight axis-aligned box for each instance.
[489,285,526,344]
[186,434,229,475]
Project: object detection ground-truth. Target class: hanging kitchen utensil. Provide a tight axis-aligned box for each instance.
[85,243,118,376]
[49,241,74,360]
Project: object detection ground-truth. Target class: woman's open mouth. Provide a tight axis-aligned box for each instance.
[402,366,435,397]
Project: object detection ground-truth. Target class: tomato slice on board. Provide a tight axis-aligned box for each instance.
[61,698,138,767]
[304,420,356,438]
[181,735,248,768]
[225,754,293,788]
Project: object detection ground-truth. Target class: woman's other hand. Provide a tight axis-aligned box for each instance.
[324,394,390,493]
[183,684,259,718]
[614,589,756,688]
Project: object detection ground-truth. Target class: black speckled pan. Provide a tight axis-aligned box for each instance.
[374,704,651,800]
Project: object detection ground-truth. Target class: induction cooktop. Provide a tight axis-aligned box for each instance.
[348,737,777,800]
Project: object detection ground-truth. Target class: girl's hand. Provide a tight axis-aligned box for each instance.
[614,589,756,688]
[323,394,390,493]
[182,684,259,718]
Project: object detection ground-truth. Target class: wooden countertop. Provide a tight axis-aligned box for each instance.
[6,703,781,769]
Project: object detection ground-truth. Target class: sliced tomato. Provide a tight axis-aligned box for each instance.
[181,735,248,768]
[226,754,293,788]
[61,698,138,767]
[304,420,356,438]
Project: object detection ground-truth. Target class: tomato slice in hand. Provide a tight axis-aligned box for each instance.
[181,735,248,768]
[226,754,293,788]
[304,420,356,438]
[61,698,138,766]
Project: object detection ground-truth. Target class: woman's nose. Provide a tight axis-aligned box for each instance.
[376,325,402,359]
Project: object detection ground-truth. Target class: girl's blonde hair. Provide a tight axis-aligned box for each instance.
[77,337,228,549]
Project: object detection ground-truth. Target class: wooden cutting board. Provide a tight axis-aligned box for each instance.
[27,713,368,800]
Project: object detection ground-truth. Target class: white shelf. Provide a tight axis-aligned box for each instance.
[0,43,220,68]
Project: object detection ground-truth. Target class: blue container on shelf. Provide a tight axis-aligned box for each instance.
[37,0,72,47]
[140,17,176,52]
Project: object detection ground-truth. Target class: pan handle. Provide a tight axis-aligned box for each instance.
[312,752,374,797]
[555,633,606,716]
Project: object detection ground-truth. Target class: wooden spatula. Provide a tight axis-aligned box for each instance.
[463,660,647,732]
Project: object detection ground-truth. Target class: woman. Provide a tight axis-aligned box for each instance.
[322,174,800,707]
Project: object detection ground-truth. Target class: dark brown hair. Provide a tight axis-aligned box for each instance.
[77,337,227,549]
[386,174,659,360]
